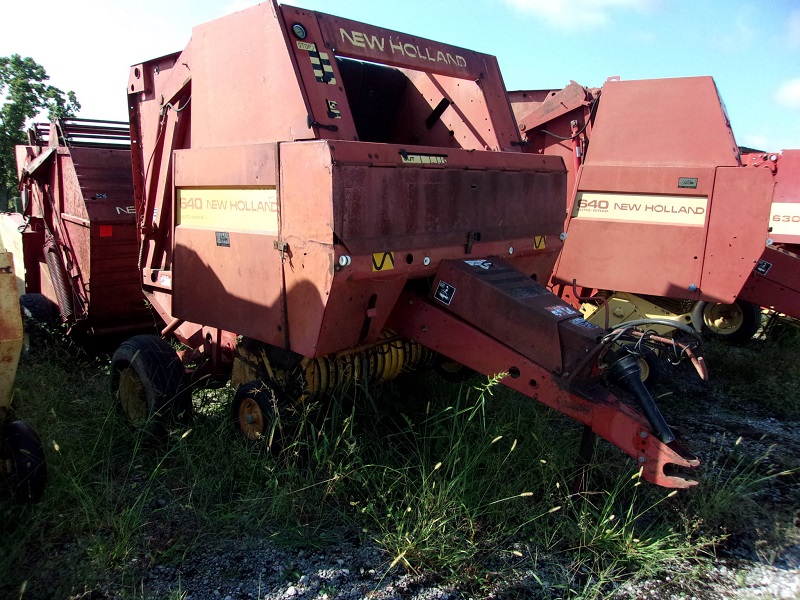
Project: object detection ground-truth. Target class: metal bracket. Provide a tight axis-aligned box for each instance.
[307,115,339,132]
[465,231,481,254]
[274,240,288,261]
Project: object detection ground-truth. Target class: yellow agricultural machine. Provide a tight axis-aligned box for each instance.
[0,235,46,503]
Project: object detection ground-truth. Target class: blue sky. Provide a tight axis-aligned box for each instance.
[2,0,798,151]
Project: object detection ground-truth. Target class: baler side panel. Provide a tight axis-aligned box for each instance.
[768,150,800,244]
[191,3,313,148]
[278,142,336,357]
[699,167,773,302]
[172,144,285,347]
[739,245,800,315]
[554,164,717,299]
[584,77,740,168]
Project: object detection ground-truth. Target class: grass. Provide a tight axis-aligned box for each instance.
[704,318,800,419]
[1,324,799,598]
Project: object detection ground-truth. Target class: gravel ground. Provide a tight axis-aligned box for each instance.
[94,533,798,600]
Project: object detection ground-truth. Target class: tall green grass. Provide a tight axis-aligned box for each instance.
[1,327,797,598]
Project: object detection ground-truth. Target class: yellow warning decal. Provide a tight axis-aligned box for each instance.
[298,41,337,85]
[177,188,278,233]
[534,235,546,250]
[372,252,395,272]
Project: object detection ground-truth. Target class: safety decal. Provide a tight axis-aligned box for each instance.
[399,151,448,165]
[326,99,341,119]
[435,280,456,305]
[464,259,492,270]
[215,232,230,247]
[546,305,578,317]
[298,41,337,85]
[534,235,546,250]
[755,259,773,276]
[569,317,601,330]
[372,252,395,272]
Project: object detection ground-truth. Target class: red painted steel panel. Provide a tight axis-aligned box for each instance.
[556,218,707,300]
[431,258,601,374]
[584,77,739,168]
[278,141,336,356]
[739,245,800,314]
[173,228,285,346]
[769,150,800,244]
[191,3,313,147]
[699,167,773,302]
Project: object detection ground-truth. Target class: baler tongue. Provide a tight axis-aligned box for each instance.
[387,258,701,488]
[430,257,602,379]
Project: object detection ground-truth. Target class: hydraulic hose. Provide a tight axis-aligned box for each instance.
[609,318,699,338]
[610,354,675,444]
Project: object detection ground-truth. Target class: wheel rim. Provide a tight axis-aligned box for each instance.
[703,303,744,334]
[238,397,265,441]
[118,367,148,424]
[439,360,463,375]
[638,357,650,382]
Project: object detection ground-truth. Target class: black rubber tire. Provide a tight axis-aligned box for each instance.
[2,420,47,504]
[110,335,189,431]
[231,381,287,447]
[702,300,761,344]
[434,359,476,382]
[19,293,58,324]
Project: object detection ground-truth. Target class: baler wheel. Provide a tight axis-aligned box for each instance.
[702,300,761,344]
[2,419,47,504]
[20,293,58,324]
[435,359,475,382]
[232,381,286,446]
[110,335,188,432]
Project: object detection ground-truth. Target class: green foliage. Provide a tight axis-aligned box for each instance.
[1,330,797,598]
[0,54,80,204]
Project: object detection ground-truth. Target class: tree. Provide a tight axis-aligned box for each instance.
[0,54,80,210]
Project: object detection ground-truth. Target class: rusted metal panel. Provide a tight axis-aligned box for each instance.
[16,121,151,333]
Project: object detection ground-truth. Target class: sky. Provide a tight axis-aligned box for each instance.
[1,0,798,151]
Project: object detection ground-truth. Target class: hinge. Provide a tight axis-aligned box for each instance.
[274,240,288,260]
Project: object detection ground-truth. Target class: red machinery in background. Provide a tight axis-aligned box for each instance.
[738,149,800,321]
[511,77,779,342]
[13,119,155,337]
[112,0,701,488]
